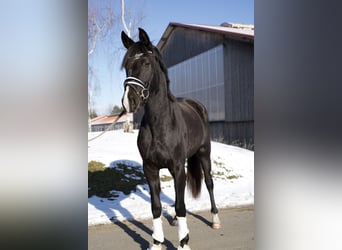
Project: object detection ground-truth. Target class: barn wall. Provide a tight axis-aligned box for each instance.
[223,38,254,122]
[161,28,224,67]
[209,121,254,148]
[161,28,254,122]
[168,45,225,121]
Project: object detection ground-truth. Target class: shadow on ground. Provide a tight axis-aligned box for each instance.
[88,160,176,249]
[88,159,215,249]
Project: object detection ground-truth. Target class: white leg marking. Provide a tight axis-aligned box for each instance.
[152,217,164,243]
[212,213,221,229]
[123,86,130,113]
[177,216,189,241]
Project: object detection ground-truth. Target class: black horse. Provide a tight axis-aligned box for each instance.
[121,28,220,250]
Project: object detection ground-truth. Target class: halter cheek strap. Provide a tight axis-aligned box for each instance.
[124,76,150,100]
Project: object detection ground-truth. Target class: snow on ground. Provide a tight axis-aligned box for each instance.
[88,130,254,226]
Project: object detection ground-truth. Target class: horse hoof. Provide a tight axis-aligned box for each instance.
[211,213,221,229]
[177,244,191,250]
[147,243,162,250]
[212,222,221,229]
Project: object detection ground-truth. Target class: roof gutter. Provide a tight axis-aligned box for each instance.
[157,22,254,52]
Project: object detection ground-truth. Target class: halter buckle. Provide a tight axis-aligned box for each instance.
[141,88,149,100]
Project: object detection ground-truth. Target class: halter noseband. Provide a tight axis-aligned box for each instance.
[123,76,150,101]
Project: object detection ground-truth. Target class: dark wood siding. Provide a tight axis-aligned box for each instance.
[162,28,224,67]
[210,121,254,146]
[224,38,254,122]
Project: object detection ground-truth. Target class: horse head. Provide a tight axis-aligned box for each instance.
[121,28,156,113]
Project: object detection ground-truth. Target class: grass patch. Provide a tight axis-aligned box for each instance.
[160,175,173,182]
[213,171,225,176]
[211,158,243,180]
[88,161,146,198]
[227,175,240,179]
[212,171,242,180]
[88,160,105,172]
[213,159,224,168]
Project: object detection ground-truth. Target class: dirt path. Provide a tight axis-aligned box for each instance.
[88,205,254,250]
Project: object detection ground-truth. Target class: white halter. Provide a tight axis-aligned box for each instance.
[123,76,150,100]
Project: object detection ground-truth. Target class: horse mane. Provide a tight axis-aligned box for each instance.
[152,47,177,102]
[121,42,176,102]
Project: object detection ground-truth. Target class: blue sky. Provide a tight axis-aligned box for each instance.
[89,0,254,115]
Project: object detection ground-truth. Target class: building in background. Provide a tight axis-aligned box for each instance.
[91,113,133,132]
[161,22,254,147]
[134,22,254,147]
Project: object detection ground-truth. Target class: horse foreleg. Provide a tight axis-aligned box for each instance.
[144,166,164,249]
[172,167,191,249]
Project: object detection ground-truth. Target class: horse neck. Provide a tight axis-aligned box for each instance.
[144,72,173,125]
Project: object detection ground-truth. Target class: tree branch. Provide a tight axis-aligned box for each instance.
[121,0,131,37]
[88,9,113,56]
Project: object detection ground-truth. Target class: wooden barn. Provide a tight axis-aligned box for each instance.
[135,22,254,147]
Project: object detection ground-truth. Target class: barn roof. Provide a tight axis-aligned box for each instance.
[157,22,254,51]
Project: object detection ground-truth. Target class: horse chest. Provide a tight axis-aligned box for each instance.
[138,130,186,168]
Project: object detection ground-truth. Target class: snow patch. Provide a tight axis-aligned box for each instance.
[88,130,253,226]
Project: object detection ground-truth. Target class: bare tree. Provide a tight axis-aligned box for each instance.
[88,6,114,56]
[120,0,145,39]
[88,0,145,131]
[121,0,131,37]
[88,3,115,131]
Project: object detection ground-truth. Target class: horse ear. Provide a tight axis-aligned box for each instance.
[138,28,152,48]
[121,31,134,49]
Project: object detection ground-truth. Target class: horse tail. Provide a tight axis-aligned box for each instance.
[186,155,203,198]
